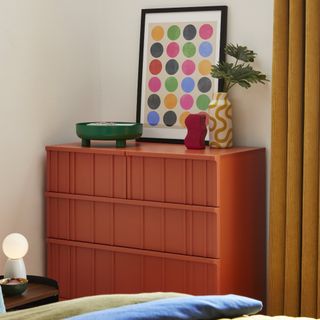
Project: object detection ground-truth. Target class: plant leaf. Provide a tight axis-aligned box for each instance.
[211,61,269,91]
[227,64,269,89]
[225,43,257,62]
[211,61,234,79]
[210,43,269,92]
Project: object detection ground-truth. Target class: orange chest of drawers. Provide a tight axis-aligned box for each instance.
[46,142,266,303]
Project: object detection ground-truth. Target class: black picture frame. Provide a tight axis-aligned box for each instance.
[136,6,228,143]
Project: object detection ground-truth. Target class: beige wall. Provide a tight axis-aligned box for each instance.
[0,0,273,275]
[0,0,101,275]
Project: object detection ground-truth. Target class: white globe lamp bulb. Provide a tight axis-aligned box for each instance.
[2,233,28,259]
[2,233,29,279]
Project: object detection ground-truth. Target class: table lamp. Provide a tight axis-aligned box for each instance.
[2,233,29,279]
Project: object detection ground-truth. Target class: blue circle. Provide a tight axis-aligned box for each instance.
[199,42,213,57]
[147,111,160,126]
[181,77,195,93]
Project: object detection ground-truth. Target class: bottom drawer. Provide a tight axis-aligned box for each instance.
[47,240,220,299]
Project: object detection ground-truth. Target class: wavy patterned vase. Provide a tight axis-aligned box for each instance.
[208,92,232,148]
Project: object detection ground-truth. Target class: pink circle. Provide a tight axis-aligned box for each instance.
[182,60,196,75]
[180,94,194,110]
[166,42,180,58]
[199,24,213,39]
[148,77,161,92]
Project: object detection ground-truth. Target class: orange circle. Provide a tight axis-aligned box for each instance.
[164,94,177,109]
[198,60,212,75]
[151,26,164,41]
[179,111,190,127]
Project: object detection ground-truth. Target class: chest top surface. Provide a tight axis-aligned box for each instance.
[46,141,263,160]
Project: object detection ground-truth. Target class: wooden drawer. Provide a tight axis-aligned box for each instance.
[46,151,126,198]
[127,156,218,206]
[47,241,220,299]
[46,197,220,258]
[46,150,218,206]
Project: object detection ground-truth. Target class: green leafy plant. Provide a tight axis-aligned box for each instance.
[211,44,268,92]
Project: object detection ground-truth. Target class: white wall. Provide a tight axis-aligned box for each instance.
[0,0,273,276]
[0,0,101,275]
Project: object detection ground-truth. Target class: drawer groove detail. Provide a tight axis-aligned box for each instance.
[45,192,218,212]
[47,238,219,264]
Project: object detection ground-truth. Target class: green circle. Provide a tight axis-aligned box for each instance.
[167,25,181,40]
[183,42,196,57]
[165,77,178,92]
[196,94,211,110]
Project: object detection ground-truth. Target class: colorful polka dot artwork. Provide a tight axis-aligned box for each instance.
[143,21,218,129]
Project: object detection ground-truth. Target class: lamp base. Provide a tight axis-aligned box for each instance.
[4,258,27,279]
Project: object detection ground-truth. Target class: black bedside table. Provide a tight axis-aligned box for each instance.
[1,275,59,311]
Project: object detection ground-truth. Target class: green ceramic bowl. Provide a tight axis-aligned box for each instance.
[76,122,143,148]
[0,278,28,296]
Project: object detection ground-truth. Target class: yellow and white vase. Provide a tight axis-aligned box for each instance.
[208,92,232,148]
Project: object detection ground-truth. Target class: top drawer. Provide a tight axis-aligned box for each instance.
[47,150,218,207]
[127,156,218,207]
[46,143,264,208]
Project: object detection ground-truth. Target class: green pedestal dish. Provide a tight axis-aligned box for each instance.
[76,122,143,148]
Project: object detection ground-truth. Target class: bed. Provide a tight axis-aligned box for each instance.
[0,289,313,320]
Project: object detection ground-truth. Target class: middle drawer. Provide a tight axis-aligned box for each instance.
[46,196,220,259]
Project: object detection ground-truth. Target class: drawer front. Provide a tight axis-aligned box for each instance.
[127,156,218,206]
[46,197,220,258]
[47,151,126,198]
[47,242,219,299]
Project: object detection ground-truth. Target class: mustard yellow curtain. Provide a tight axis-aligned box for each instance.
[268,0,320,317]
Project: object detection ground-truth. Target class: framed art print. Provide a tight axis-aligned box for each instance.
[136,6,227,143]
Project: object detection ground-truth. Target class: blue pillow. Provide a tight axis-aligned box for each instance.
[0,286,6,314]
[67,294,262,320]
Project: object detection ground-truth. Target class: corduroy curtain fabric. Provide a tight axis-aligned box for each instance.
[268,0,320,317]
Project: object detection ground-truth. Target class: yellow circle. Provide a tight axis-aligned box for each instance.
[179,111,190,127]
[164,94,177,109]
[198,60,212,75]
[151,26,164,41]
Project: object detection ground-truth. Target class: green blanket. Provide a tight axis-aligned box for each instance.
[0,292,187,320]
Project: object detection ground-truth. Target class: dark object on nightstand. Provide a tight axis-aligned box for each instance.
[0,278,28,296]
[0,275,59,311]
